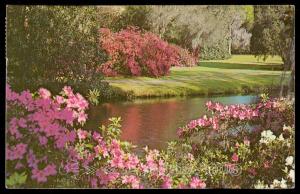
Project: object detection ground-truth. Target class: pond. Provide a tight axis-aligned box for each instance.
[85,95,259,150]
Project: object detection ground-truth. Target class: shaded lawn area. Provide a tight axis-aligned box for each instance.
[106,66,290,98]
[199,55,283,70]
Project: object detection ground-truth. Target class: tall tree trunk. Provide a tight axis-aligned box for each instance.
[228,24,232,56]
[287,36,295,100]
[279,65,286,98]
[279,47,290,98]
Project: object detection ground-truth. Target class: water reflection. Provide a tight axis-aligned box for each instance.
[86,95,258,150]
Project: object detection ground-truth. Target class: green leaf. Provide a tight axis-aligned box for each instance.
[6,172,27,187]
[85,143,94,149]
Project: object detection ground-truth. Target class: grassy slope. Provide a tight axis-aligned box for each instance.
[199,55,283,70]
[106,66,289,98]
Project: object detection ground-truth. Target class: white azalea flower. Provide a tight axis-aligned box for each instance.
[288,169,295,183]
[280,178,287,188]
[285,156,294,166]
[259,139,267,144]
[261,130,267,137]
[269,134,276,141]
[272,179,280,187]
[260,130,276,144]
[278,134,284,141]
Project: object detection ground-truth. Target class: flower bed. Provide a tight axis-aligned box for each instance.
[6,85,294,188]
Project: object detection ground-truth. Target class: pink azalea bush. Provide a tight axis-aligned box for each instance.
[98,27,197,77]
[6,84,89,186]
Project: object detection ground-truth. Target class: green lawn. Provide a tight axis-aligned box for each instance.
[199,55,283,70]
[106,66,289,98]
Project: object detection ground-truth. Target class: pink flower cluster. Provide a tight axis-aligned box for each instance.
[140,149,166,177]
[62,86,89,124]
[177,99,280,138]
[6,143,27,161]
[189,177,206,189]
[6,84,89,184]
[96,170,120,186]
[93,132,109,158]
[31,164,57,183]
[38,88,51,99]
[109,140,140,170]
[121,175,141,189]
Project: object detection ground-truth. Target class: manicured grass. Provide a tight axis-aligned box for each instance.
[199,55,283,70]
[106,66,290,98]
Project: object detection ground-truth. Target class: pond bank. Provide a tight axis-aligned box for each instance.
[106,67,290,99]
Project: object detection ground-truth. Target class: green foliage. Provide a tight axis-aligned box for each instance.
[87,89,101,106]
[6,172,27,188]
[242,5,254,30]
[6,6,109,96]
[115,6,152,31]
[260,93,269,103]
[99,117,122,140]
[200,39,231,60]
[250,5,294,69]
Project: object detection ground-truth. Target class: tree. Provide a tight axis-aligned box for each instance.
[148,5,247,59]
[250,5,295,97]
[6,6,109,94]
[114,6,152,31]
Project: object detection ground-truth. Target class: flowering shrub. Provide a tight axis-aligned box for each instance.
[176,94,295,188]
[6,84,89,187]
[98,27,197,77]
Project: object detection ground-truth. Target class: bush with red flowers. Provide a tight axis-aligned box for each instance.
[98,27,197,77]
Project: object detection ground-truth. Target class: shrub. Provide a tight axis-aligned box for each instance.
[87,89,101,106]
[6,84,89,187]
[177,95,294,188]
[98,27,196,77]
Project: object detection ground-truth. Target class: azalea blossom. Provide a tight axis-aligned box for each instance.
[39,136,48,146]
[189,177,206,189]
[161,176,172,188]
[38,88,51,99]
[77,129,88,140]
[280,178,287,189]
[285,156,294,166]
[288,169,295,183]
[243,138,250,146]
[55,95,65,104]
[121,175,140,189]
[259,130,276,144]
[278,134,285,141]
[232,153,239,162]
[63,86,74,97]
[32,168,47,183]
